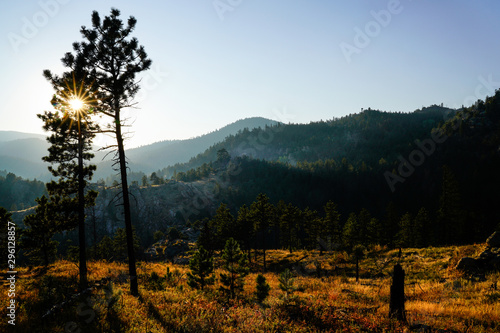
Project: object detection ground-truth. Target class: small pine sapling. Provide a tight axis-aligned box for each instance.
[254,273,270,303]
[279,268,296,301]
[187,246,215,290]
[219,238,249,299]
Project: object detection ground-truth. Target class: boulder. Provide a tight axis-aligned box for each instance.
[486,231,500,248]
[455,257,479,272]
[164,239,190,260]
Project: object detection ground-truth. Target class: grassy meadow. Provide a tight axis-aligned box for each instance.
[2,244,499,332]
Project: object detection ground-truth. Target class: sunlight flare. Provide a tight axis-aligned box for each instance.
[68,97,85,111]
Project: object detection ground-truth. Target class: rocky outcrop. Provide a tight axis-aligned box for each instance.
[144,238,192,264]
[456,232,500,274]
[455,257,479,272]
[486,231,500,248]
[85,178,219,245]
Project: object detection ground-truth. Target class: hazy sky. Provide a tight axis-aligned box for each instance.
[1,0,500,148]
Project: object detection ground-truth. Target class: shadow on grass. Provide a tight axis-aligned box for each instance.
[10,272,130,333]
[137,292,178,332]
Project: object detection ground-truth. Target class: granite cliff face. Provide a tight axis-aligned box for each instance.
[10,177,219,250]
[90,178,220,244]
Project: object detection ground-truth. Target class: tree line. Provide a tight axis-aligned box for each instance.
[194,173,465,273]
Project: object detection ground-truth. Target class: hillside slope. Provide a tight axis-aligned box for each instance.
[158,106,453,177]
[124,117,279,173]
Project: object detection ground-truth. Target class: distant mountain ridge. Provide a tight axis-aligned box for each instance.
[0,117,279,180]
[0,131,46,142]
[0,132,49,180]
[124,117,279,173]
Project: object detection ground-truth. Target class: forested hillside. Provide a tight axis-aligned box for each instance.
[159,97,500,249]
[124,117,279,173]
[0,172,47,211]
[158,105,452,178]
[5,95,500,259]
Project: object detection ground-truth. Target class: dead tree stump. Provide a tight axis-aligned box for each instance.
[389,264,406,322]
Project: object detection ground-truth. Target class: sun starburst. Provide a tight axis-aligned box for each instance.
[51,73,99,135]
[68,97,85,111]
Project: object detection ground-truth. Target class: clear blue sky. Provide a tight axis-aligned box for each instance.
[1,0,500,148]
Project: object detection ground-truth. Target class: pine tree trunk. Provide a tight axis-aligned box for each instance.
[43,243,49,268]
[78,129,88,290]
[115,112,138,296]
[355,258,359,283]
[262,233,267,272]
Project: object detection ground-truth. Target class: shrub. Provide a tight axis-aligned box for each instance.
[146,271,164,291]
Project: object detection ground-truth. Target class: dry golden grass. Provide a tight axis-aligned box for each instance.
[1,244,499,332]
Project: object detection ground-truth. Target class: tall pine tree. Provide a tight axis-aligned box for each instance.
[45,8,152,295]
[437,166,465,245]
[279,203,302,253]
[323,201,342,249]
[249,194,274,272]
[37,83,98,289]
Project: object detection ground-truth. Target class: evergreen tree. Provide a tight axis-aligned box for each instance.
[153,230,165,243]
[48,8,152,296]
[219,238,249,299]
[197,218,216,256]
[141,175,149,187]
[366,217,383,246]
[356,208,371,246]
[210,203,235,249]
[383,202,400,248]
[187,246,215,291]
[254,273,270,303]
[413,207,430,248]
[249,193,274,271]
[437,166,465,244]
[343,212,361,249]
[216,148,231,168]
[97,235,114,260]
[397,213,413,248]
[303,207,325,253]
[323,201,342,249]
[278,268,296,301]
[150,172,160,185]
[21,196,59,267]
[279,203,302,253]
[234,204,254,260]
[37,88,98,290]
[167,226,182,240]
[113,227,141,262]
